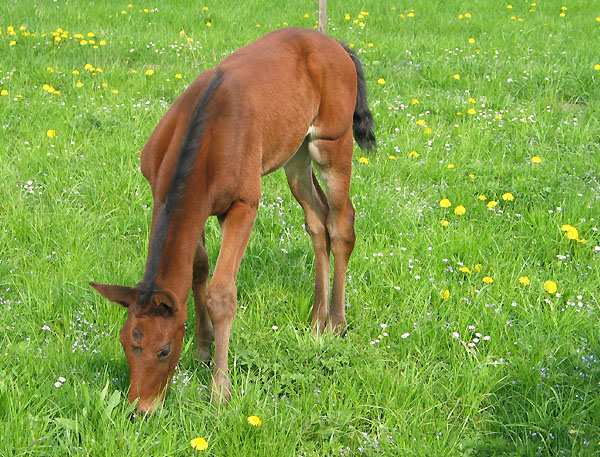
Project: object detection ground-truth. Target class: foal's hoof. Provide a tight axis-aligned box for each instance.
[329,317,348,336]
[194,346,212,365]
[210,378,232,406]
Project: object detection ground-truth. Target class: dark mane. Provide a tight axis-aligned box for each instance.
[138,70,224,305]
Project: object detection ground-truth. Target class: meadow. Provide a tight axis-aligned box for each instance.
[1,0,599,455]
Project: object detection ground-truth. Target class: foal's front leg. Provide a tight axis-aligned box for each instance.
[193,232,213,363]
[207,200,257,405]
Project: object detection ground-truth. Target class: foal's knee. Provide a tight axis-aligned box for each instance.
[207,283,237,325]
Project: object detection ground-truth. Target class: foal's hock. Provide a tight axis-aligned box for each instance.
[90,27,375,413]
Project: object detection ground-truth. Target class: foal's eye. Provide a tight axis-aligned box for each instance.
[158,345,171,359]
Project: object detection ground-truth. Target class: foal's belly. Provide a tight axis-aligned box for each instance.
[260,129,310,176]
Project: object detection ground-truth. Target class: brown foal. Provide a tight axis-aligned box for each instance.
[90,27,375,413]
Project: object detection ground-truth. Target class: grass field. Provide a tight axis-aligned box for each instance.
[1,0,600,455]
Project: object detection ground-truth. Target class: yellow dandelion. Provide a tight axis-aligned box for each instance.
[424,127,432,134]
[388,155,397,160]
[469,173,475,179]
[459,266,471,274]
[468,97,476,103]
[75,81,83,87]
[474,264,482,272]
[203,6,208,11]
[594,64,600,71]
[453,73,461,80]
[344,13,351,20]
[358,157,369,164]
[468,37,475,44]
[100,40,107,45]
[447,163,455,169]
[416,119,427,126]
[303,13,309,18]
[519,276,531,286]
[502,192,514,201]
[495,114,503,120]
[175,73,182,79]
[145,69,154,76]
[112,89,118,94]
[411,98,420,104]
[441,289,450,300]
[190,437,208,451]
[441,220,449,227]
[378,78,386,85]
[482,276,494,284]
[566,227,579,240]
[544,280,557,294]
[467,107,477,115]
[454,205,466,216]
[477,194,487,201]
[247,415,262,427]
[46,129,56,138]
[409,150,420,158]
[487,200,498,208]
[439,198,451,208]
[507,4,513,9]
[465,13,472,18]
[206,22,212,27]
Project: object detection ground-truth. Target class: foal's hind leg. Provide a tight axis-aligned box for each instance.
[193,231,214,363]
[284,141,331,335]
[310,131,356,335]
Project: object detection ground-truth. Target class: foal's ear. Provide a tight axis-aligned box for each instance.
[89,282,137,308]
[151,290,177,316]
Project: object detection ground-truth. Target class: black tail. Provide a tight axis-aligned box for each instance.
[340,43,376,151]
[139,69,224,300]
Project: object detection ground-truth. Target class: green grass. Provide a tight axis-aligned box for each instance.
[1,1,600,455]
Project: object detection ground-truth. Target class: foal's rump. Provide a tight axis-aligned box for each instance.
[216,27,361,167]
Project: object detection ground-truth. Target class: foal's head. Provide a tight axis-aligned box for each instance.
[90,282,186,414]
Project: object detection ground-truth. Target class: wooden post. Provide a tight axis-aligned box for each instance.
[319,0,327,33]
